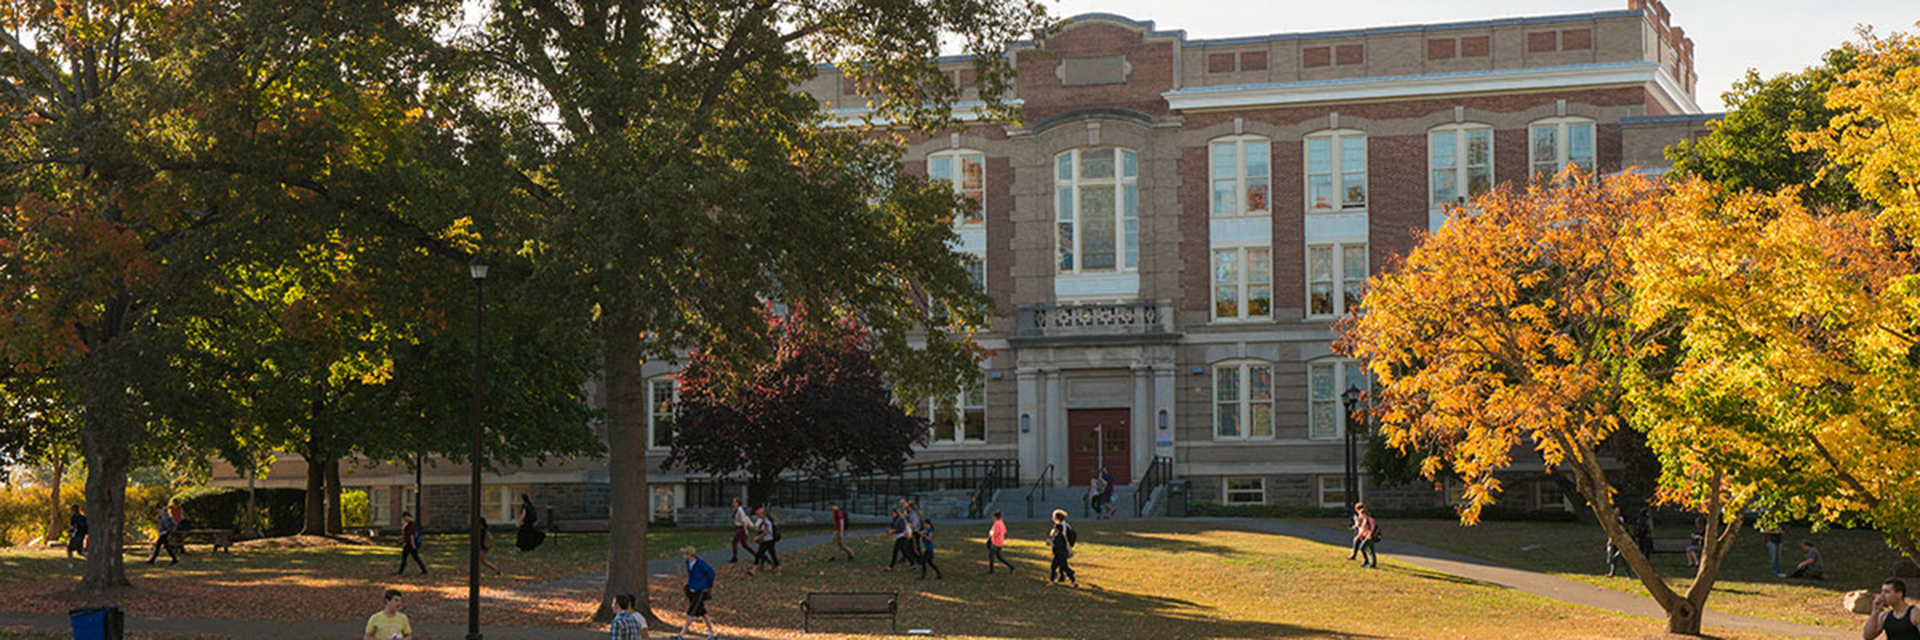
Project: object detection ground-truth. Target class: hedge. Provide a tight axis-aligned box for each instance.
[172,486,308,538]
[1187,503,1581,523]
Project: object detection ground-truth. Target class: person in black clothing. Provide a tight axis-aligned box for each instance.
[1047,509,1078,588]
[1632,508,1655,558]
[885,507,918,571]
[395,511,427,575]
[146,506,178,565]
[1605,513,1628,578]
[1864,578,1920,640]
[478,517,502,576]
[919,519,943,580]
[749,509,781,577]
[515,494,545,551]
[66,504,87,560]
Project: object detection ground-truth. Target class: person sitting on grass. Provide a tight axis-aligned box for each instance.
[609,592,646,640]
[676,546,717,640]
[363,588,412,640]
[1863,578,1918,640]
[1787,540,1824,580]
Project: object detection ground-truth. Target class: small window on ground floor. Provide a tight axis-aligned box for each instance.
[1319,475,1358,508]
[1535,480,1574,512]
[1224,477,1267,505]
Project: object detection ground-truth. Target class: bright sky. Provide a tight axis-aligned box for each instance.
[1041,0,1919,112]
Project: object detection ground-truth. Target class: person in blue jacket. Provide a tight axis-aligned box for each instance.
[674,546,717,640]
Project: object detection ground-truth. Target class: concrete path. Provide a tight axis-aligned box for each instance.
[1205,517,1850,640]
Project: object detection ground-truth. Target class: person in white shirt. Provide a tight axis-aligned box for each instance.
[729,497,756,563]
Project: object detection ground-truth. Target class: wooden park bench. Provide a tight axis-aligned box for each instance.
[800,591,898,633]
[176,529,234,552]
[1648,538,1694,556]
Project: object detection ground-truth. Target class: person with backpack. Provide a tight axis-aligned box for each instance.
[394,511,427,575]
[918,519,944,580]
[1046,509,1078,587]
[146,505,179,565]
[748,508,780,576]
[987,510,1015,574]
[1354,503,1380,569]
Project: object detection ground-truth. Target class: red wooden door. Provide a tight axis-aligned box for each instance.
[1068,408,1131,486]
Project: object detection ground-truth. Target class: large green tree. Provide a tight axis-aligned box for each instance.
[468,0,1049,621]
[1666,46,1862,209]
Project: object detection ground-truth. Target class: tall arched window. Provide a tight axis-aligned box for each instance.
[929,149,988,290]
[1528,116,1596,179]
[1429,123,1494,210]
[1055,147,1139,273]
[1209,136,1270,217]
[1304,129,1367,213]
[647,375,678,450]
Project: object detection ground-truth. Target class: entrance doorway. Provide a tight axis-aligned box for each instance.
[1067,408,1130,486]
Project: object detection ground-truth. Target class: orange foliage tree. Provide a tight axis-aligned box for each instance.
[1338,171,1742,635]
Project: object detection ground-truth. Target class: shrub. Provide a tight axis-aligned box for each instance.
[172,487,308,538]
[341,490,369,528]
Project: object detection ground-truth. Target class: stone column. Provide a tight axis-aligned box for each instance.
[1044,367,1066,486]
[1131,364,1152,482]
[1017,367,1041,483]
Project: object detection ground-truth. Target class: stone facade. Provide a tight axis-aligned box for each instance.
[212,0,1711,518]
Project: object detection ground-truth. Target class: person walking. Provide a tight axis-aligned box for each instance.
[1761,523,1786,577]
[1097,466,1117,520]
[1346,507,1366,561]
[827,501,854,562]
[1605,513,1628,578]
[146,505,179,565]
[1354,503,1380,569]
[1632,507,1655,559]
[478,517,503,576]
[918,519,944,580]
[987,510,1015,574]
[1685,517,1706,569]
[675,546,718,640]
[749,508,781,576]
[1046,509,1078,588]
[1864,578,1920,640]
[167,498,191,532]
[609,592,646,640]
[66,504,87,561]
[885,507,913,571]
[394,511,427,575]
[362,588,413,640]
[515,494,546,551]
[729,497,756,563]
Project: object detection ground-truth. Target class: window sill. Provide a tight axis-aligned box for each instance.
[1208,316,1275,325]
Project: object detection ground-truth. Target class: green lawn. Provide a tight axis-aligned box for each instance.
[1302,517,1903,630]
[631,520,1786,639]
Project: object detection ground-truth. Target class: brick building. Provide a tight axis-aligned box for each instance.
[213,0,1717,526]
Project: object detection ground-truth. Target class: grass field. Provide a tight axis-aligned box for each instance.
[1301,517,1904,631]
[0,520,1807,639]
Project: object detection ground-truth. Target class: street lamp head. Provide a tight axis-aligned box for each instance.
[468,256,489,281]
[1341,384,1362,408]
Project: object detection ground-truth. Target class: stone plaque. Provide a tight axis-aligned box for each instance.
[1058,55,1131,87]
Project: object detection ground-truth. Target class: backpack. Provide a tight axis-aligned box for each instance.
[1369,519,1382,542]
[768,521,782,543]
[1064,523,1078,547]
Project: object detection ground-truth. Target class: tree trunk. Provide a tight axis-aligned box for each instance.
[301,443,327,536]
[244,467,261,538]
[324,458,343,535]
[595,306,655,624]
[1560,437,1706,635]
[46,455,65,541]
[78,372,132,592]
[747,473,779,512]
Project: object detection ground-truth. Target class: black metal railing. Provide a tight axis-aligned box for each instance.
[684,458,1019,517]
[1024,463,1055,520]
[967,459,1015,519]
[1134,456,1174,518]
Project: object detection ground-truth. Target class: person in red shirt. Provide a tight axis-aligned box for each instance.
[394,512,427,575]
[987,510,1014,574]
[826,501,854,562]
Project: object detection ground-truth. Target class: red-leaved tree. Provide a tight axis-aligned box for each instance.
[667,308,932,507]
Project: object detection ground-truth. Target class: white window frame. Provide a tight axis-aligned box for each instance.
[927,149,987,226]
[1208,136,1271,217]
[1224,477,1267,505]
[1212,360,1276,441]
[401,486,419,520]
[1304,129,1368,213]
[1308,359,1369,441]
[369,487,393,526]
[1429,123,1495,211]
[1054,148,1139,274]
[647,376,678,451]
[928,373,987,444]
[482,485,516,523]
[1318,475,1361,508]
[1527,117,1596,180]
[1306,242,1367,319]
[1211,246,1273,322]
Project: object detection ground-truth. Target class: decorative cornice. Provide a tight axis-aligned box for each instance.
[1162,61,1701,113]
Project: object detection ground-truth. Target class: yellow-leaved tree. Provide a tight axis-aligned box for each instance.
[1631,28,1920,570]
[1339,171,1744,635]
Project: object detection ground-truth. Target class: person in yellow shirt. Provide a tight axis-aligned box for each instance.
[363,589,412,640]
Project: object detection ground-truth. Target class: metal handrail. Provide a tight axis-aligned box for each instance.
[1134,456,1174,518]
[1024,463,1055,519]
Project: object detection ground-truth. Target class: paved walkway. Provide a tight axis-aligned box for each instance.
[1204,517,1849,640]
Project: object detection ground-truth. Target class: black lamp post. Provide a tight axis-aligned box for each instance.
[466,256,488,640]
[1340,384,1363,514]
